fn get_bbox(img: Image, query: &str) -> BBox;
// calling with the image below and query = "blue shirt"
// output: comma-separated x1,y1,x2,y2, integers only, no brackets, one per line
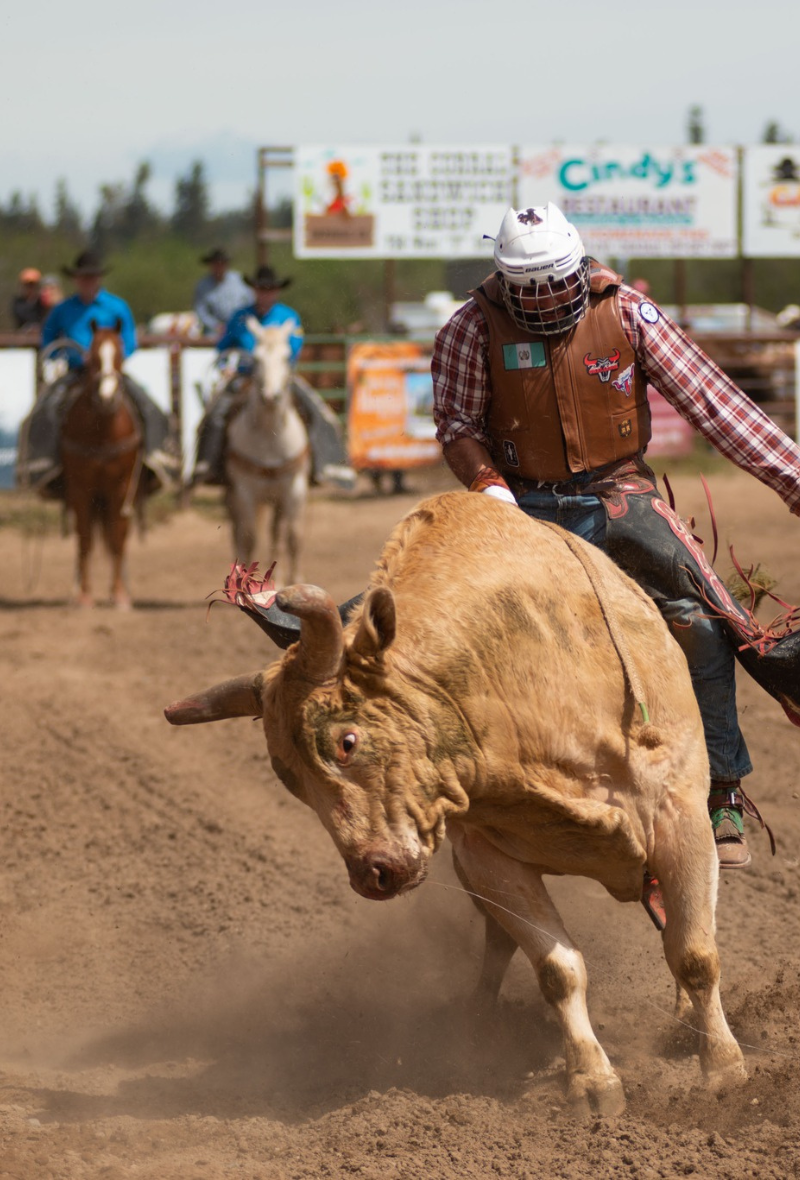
217,302,304,364
41,290,138,359
194,270,253,335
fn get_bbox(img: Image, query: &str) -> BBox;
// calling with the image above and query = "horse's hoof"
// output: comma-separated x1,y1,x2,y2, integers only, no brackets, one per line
113,596,133,611
73,595,94,609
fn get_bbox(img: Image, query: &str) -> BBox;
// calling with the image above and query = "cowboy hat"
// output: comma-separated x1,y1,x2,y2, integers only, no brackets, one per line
200,247,232,265
244,265,292,290
62,249,108,278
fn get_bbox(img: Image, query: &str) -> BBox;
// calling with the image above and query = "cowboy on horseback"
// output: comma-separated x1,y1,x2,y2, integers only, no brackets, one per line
191,264,351,489
16,249,177,497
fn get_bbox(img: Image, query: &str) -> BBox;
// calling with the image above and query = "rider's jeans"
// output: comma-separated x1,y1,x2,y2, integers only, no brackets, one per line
516,480,752,785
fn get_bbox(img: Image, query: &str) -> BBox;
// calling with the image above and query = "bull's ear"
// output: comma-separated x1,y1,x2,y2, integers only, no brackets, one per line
351,586,396,660
164,671,264,725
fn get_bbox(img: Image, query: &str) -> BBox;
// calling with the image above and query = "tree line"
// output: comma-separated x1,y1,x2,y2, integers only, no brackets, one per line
2,107,798,333
0,158,443,333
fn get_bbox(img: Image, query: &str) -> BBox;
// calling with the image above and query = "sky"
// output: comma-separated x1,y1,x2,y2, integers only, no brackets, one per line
1,0,797,221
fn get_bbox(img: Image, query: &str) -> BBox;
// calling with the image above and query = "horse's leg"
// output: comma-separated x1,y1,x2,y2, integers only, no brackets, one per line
284,472,308,585
270,492,282,569
449,824,626,1117
67,479,96,609
227,477,258,565
102,467,134,610
651,789,746,1088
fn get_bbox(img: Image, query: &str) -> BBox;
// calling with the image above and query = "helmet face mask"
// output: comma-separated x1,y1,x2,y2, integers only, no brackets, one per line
493,204,590,336
500,261,590,336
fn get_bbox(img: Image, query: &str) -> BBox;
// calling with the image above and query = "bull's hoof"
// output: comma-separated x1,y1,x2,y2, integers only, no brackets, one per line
705,1056,748,1093
567,1073,626,1118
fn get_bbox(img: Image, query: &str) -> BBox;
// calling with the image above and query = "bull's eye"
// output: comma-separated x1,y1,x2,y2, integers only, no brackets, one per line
336,731,359,764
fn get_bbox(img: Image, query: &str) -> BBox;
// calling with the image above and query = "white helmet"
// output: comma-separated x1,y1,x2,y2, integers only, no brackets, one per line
493,203,589,335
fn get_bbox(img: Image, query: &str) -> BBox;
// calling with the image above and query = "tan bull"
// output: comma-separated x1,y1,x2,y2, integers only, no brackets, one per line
164,490,746,1115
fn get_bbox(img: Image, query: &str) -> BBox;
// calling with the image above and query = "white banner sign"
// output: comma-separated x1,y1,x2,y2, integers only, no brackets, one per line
294,144,513,259
742,146,800,257
517,145,738,259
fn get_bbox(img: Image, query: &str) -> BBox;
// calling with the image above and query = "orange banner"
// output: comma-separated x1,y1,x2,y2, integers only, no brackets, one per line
347,341,442,471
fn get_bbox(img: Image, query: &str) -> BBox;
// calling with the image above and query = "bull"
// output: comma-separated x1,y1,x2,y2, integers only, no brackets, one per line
164,490,746,1115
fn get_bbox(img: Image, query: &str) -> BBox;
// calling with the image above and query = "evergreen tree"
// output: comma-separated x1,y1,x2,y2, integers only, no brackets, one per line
687,105,705,145
53,178,83,238
172,160,209,241
90,182,126,253
121,161,160,240
762,120,793,144
0,191,43,232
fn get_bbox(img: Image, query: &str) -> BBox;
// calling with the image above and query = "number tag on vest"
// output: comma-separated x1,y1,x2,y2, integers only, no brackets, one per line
503,342,546,370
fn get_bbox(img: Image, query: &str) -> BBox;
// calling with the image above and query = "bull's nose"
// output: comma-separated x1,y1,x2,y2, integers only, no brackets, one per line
369,860,394,893
346,850,425,900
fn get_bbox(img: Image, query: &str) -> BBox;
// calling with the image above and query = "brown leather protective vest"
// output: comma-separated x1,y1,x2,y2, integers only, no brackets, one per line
471,266,651,482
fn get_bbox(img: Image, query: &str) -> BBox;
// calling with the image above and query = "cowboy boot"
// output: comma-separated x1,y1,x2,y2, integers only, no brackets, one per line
709,782,751,870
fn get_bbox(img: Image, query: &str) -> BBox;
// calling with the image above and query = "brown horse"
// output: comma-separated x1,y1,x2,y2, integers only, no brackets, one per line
60,321,143,609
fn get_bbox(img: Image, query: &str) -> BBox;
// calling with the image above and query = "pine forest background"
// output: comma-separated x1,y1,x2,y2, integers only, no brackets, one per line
2,111,799,334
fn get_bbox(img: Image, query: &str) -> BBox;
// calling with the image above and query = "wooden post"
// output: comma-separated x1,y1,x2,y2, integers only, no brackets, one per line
674,259,687,325
383,259,396,331
741,257,755,333
256,148,269,268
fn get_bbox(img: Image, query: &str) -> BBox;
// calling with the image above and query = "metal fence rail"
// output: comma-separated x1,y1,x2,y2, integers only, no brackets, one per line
2,330,799,486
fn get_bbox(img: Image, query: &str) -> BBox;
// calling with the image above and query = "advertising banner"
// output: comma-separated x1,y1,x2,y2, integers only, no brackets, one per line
0,348,37,488
294,145,513,259
517,145,738,259
347,342,441,470
742,145,800,257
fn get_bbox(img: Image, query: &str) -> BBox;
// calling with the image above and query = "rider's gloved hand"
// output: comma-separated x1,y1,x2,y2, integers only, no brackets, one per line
468,464,517,505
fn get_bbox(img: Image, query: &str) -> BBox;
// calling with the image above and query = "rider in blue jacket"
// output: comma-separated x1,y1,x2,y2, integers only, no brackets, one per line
18,250,175,495
41,253,137,361
217,266,304,361
193,265,304,485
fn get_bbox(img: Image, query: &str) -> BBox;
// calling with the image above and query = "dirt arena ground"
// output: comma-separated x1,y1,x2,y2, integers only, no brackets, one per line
1,459,799,1180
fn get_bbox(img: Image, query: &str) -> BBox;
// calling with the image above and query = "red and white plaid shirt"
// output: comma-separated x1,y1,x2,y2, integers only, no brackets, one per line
432,282,800,514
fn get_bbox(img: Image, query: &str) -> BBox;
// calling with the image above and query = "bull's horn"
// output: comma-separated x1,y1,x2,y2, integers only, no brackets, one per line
276,584,343,683
164,671,264,725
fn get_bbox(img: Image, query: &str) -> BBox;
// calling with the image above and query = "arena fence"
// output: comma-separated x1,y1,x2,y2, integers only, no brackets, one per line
1,330,799,491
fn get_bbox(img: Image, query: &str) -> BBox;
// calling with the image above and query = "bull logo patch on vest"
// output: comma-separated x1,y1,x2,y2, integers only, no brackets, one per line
502,440,520,467
503,342,546,370
583,349,621,383
618,419,632,438
611,363,634,397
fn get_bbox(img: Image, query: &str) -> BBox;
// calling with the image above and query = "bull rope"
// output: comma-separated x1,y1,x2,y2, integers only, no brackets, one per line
537,520,660,748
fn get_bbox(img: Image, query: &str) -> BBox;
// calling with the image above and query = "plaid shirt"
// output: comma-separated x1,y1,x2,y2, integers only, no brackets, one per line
432,283,800,514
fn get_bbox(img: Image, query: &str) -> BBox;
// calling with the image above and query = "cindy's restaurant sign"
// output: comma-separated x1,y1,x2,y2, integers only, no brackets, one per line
294,145,513,259
517,145,738,259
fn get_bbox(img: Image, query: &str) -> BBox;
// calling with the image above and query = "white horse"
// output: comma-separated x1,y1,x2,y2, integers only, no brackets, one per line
224,320,311,583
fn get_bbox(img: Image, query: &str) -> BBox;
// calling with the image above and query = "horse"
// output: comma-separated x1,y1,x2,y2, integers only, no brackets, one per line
224,319,311,584
60,320,144,609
